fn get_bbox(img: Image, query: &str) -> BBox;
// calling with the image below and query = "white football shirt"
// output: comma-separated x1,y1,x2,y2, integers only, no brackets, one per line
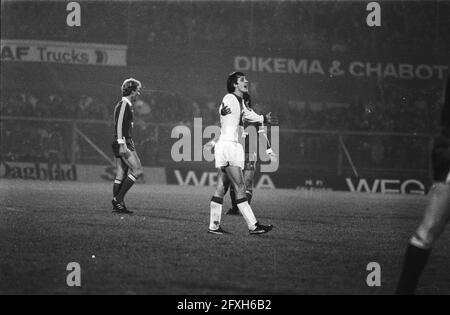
218,93,264,142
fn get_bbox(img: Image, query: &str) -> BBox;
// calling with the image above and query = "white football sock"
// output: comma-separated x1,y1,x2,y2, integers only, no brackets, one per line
209,201,222,230
237,201,257,230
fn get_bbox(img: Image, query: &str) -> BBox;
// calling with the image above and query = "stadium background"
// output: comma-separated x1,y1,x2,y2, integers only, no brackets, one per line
2,0,450,296
1,0,450,191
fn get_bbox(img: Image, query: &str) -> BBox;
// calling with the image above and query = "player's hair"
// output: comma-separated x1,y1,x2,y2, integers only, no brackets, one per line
121,78,142,96
227,71,245,93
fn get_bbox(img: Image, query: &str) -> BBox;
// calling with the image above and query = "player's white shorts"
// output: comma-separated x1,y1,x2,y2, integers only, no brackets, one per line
215,140,245,169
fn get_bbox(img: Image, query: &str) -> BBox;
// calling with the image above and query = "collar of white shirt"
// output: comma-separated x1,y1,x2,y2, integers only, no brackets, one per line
122,96,132,106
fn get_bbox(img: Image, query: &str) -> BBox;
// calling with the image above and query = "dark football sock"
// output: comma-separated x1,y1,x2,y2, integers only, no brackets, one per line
113,179,122,197
115,174,137,203
230,185,239,211
395,244,431,295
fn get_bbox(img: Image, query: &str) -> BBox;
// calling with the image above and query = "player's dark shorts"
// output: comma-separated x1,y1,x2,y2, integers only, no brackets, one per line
432,135,450,182
112,138,135,158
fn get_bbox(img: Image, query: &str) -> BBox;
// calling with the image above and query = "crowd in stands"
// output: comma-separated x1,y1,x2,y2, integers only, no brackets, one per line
1,91,109,120
281,94,441,134
1,85,443,134
2,1,127,44
1,120,69,164
2,0,447,170
1,85,442,170
0,90,207,124
2,1,449,55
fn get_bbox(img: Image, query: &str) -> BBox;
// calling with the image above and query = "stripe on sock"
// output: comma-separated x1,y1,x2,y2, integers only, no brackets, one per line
236,197,248,204
128,174,137,182
114,179,122,184
410,233,430,250
211,196,223,204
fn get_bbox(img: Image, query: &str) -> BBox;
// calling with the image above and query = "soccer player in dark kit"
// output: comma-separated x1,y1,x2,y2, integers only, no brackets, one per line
396,75,450,294
111,78,144,214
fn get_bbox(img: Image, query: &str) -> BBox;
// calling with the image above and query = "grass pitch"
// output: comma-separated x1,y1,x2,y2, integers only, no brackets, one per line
0,179,448,294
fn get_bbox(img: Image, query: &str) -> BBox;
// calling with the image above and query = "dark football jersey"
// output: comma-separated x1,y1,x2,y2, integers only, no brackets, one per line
243,120,262,156
113,98,134,140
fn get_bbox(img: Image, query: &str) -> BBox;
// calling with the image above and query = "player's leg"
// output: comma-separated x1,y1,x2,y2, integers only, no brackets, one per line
396,135,450,294
243,160,256,204
209,140,232,233
227,155,255,215
396,181,450,294
227,182,241,215
208,168,231,234
227,183,240,214
224,165,272,234
115,150,143,204
113,157,128,198
111,140,132,212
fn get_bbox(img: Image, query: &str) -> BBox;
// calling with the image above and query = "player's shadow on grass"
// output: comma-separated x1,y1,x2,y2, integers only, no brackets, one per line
124,209,205,224
259,216,334,225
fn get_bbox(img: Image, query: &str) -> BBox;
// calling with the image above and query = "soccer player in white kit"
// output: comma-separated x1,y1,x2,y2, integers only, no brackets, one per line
208,72,275,235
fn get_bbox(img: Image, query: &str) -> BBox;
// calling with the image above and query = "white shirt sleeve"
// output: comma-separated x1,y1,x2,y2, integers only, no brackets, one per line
242,106,264,123
222,94,237,113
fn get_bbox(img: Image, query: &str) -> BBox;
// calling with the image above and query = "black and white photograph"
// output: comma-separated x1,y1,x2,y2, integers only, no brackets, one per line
0,0,449,299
